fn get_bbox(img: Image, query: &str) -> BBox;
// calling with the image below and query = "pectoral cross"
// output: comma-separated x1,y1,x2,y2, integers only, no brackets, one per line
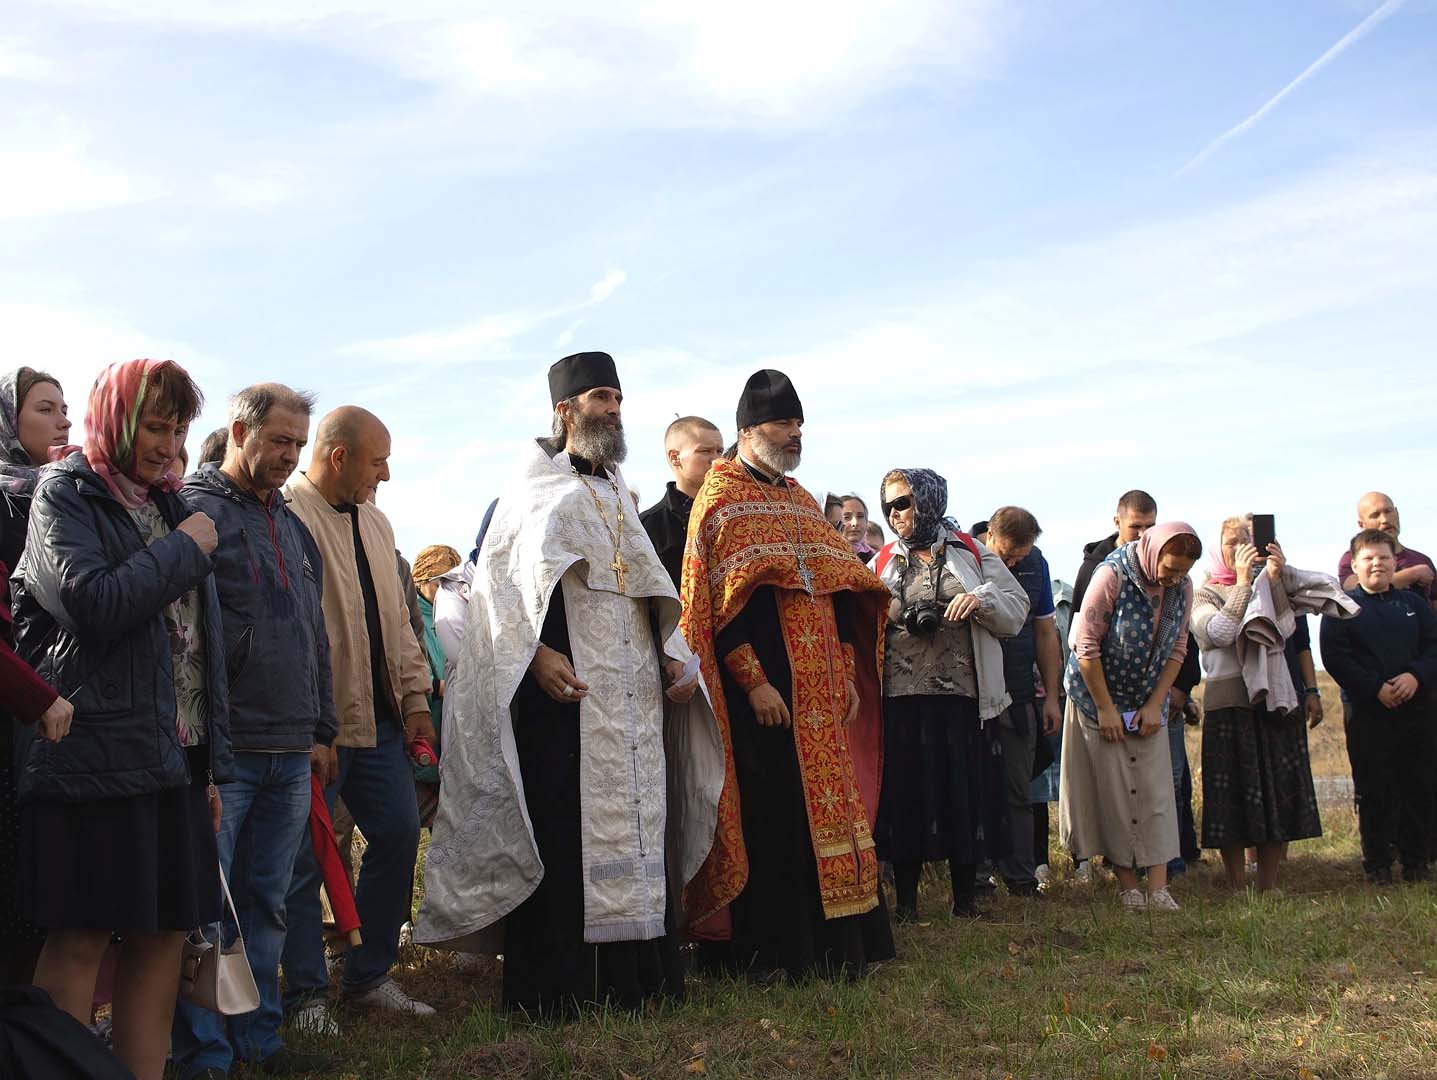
611,551,628,594
797,555,815,597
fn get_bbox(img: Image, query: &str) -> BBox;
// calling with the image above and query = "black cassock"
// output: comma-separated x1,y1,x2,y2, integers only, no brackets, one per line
711,585,895,980
502,464,684,1017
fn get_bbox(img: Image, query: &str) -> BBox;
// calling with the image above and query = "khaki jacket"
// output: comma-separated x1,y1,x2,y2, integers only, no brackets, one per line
284,472,431,748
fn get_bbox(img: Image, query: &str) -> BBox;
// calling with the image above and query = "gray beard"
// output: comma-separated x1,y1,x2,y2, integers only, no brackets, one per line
567,413,628,467
747,438,800,477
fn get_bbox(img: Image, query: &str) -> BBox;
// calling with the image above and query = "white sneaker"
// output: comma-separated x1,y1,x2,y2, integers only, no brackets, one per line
1075,860,1093,884
1119,888,1147,912
1147,887,1181,912
290,1000,341,1037
345,978,436,1016
1034,863,1051,886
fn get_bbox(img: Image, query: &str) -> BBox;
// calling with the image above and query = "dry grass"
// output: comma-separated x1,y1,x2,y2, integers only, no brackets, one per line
286,798,1437,1080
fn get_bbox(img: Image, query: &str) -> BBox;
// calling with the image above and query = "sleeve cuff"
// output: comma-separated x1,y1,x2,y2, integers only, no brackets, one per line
842,643,857,682
724,644,768,692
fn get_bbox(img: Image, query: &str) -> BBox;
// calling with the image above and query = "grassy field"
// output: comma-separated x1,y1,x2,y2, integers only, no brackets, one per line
281,677,1437,1079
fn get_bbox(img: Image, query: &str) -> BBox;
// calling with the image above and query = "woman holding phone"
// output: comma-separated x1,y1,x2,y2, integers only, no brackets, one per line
1058,523,1202,912
1191,515,1328,893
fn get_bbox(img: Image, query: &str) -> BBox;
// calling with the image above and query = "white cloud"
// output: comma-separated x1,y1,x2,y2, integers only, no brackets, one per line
0,109,169,220
337,266,628,365
29,0,1006,125
0,36,61,81
208,163,306,210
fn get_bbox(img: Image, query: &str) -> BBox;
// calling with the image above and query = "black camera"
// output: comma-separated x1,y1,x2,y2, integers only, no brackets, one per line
901,601,943,636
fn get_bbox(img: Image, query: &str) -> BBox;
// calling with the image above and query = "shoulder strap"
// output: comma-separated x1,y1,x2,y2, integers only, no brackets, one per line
947,527,982,566
873,541,899,579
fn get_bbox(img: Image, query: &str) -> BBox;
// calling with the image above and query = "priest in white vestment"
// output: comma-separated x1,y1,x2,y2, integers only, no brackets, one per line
415,352,723,1016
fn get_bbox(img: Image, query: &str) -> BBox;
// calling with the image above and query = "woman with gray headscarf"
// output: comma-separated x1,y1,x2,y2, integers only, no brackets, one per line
871,468,1029,920
0,367,72,983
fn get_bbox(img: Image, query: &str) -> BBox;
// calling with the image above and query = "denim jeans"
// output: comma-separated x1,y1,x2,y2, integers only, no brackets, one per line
282,718,419,1010
171,751,311,1078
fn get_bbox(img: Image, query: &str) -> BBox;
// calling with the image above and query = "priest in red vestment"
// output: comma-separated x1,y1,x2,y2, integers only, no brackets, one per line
681,369,894,979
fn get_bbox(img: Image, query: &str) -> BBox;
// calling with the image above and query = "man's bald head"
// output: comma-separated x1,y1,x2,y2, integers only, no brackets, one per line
309,406,392,506
1356,490,1402,547
315,406,388,457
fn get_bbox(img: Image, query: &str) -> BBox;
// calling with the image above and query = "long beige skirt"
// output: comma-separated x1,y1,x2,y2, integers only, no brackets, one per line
1058,698,1178,870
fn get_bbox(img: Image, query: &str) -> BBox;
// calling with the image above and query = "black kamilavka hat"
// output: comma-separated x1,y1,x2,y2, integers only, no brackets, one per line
549,352,620,406
735,369,803,429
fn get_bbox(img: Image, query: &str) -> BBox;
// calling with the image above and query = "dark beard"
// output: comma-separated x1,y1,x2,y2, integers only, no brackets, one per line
748,436,800,477
568,412,627,466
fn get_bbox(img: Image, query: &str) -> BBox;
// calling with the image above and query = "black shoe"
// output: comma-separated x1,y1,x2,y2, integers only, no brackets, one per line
1403,863,1431,884
1366,866,1395,886
1006,882,1040,898
894,903,919,925
256,1046,338,1075
951,898,984,919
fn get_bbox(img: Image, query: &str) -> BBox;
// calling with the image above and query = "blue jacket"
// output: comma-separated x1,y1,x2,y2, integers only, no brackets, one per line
11,453,233,803
181,465,337,752
1321,585,1437,709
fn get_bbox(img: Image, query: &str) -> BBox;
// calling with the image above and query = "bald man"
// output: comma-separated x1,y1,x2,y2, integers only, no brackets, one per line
1337,492,1435,605
640,415,725,588
280,407,438,1028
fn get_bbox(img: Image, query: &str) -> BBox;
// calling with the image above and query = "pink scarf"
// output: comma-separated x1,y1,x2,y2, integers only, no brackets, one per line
52,359,186,510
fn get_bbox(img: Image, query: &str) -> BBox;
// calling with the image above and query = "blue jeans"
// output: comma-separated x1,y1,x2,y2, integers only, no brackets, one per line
171,752,311,1078
282,719,419,1009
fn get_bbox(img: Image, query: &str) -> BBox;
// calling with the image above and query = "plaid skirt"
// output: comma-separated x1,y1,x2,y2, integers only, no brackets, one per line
1200,705,1322,848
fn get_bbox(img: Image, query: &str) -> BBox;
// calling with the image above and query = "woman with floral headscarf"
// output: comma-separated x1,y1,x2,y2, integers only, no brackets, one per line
871,468,1030,920
1058,522,1202,913
12,359,231,1080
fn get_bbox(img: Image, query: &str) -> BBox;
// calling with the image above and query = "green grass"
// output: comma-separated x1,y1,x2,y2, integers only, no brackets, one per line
293,804,1437,1079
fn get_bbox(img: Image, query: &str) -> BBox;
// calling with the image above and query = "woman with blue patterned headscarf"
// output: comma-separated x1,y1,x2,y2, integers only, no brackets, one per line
1058,521,1202,914
870,468,1030,921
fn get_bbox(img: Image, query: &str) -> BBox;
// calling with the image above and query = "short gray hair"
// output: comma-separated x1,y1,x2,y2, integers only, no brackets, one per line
229,383,317,433
551,395,578,441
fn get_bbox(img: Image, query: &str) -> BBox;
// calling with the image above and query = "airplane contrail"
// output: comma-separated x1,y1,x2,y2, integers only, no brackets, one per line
1177,0,1407,176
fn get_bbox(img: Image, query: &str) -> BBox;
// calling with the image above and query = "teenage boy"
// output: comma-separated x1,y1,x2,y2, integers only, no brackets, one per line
1321,529,1437,884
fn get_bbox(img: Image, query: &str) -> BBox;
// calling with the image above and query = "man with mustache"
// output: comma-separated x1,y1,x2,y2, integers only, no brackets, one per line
681,369,894,980
416,352,722,1017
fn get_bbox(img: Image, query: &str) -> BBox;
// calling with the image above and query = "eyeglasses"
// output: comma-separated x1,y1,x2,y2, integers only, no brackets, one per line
881,495,913,517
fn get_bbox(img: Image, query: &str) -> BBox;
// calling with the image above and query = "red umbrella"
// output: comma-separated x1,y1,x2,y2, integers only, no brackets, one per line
309,774,362,948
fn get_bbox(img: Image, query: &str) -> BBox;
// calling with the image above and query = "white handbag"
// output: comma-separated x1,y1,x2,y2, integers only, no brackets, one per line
179,864,261,1015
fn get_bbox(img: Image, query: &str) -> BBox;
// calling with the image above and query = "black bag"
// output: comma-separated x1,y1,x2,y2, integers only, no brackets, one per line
0,985,136,1079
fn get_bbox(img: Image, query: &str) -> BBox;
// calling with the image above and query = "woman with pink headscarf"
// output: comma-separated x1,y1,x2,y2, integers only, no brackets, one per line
1058,522,1202,913
11,359,231,1080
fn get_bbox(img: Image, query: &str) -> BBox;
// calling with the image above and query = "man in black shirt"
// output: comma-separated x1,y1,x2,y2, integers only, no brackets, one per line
640,416,724,589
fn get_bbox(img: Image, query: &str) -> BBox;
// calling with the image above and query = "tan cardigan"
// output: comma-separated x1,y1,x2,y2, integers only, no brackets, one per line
284,472,431,748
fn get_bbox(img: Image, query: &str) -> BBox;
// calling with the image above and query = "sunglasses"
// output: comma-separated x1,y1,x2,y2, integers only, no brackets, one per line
882,495,913,517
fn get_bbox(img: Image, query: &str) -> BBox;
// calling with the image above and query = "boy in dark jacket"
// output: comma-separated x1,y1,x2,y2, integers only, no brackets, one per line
1321,528,1437,884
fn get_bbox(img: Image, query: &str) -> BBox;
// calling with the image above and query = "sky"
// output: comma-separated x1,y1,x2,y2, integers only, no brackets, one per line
4,1,1436,664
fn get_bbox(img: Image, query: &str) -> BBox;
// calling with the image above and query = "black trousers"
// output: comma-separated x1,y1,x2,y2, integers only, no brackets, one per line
1346,701,1436,876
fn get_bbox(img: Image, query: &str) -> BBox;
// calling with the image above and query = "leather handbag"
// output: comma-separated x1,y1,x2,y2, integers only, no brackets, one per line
179,864,261,1015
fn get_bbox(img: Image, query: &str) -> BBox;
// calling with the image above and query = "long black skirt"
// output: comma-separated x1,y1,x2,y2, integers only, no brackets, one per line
502,656,683,1018
1201,705,1322,848
876,694,1010,866
20,748,220,933
1,715,44,950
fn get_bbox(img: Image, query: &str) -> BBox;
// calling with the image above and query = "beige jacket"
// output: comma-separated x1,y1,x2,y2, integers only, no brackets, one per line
284,472,431,748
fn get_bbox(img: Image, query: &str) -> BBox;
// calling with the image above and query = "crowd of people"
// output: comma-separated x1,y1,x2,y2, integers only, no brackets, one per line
0,354,1433,1079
